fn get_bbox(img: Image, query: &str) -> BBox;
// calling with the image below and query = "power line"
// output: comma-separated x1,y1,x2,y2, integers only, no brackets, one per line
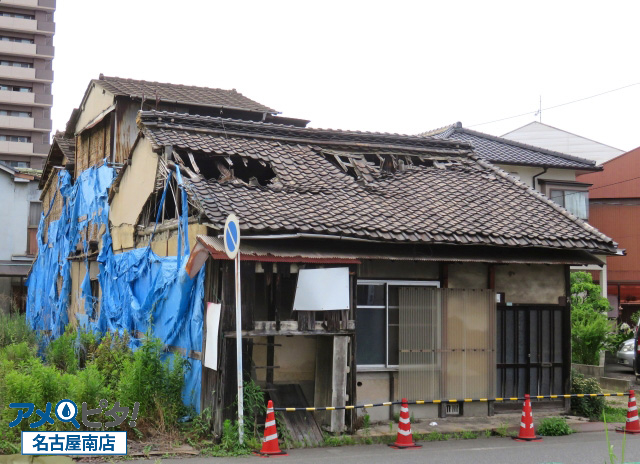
469,82,640,128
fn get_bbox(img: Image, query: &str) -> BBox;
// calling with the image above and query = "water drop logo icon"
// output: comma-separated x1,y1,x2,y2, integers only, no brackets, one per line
55,399,80,429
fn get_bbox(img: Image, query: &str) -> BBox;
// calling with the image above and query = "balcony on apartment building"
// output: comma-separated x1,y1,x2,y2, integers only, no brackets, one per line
0,89,51,106
0,15,54,35
0,0,55,10
0,139,32,154
0,64,52,82
0,40,54,58
0,114,50,131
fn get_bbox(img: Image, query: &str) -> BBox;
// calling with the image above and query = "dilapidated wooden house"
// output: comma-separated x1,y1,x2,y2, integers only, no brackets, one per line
109,110,617,434
34,76,619,439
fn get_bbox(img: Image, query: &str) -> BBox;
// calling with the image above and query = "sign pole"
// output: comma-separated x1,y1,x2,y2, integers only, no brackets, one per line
224,213,243,445
235,252,244,444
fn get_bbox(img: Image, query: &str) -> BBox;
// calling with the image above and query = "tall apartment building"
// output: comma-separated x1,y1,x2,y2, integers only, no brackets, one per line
0,0,54,313
0,0,54,169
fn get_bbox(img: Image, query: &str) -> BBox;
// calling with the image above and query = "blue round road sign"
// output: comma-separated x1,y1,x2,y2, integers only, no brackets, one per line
224,214,240,259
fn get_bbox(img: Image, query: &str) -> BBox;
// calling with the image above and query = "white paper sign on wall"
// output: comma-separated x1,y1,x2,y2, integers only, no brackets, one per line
204,302,222,370
292,267,350,311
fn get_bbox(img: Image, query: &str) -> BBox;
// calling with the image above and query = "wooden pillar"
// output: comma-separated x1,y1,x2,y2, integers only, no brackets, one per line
265,263,275,385
440,263,448,289
348,264,358,430
563,265,572,412
331,336,349,433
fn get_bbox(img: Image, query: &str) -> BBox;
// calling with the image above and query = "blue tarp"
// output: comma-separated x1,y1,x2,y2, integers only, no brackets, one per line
26,163,205,411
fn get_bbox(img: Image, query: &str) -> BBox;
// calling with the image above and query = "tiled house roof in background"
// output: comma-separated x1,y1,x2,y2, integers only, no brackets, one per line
96,75,277,113
137,111,617,254
53,133,75,163
39,132,75,189
423,122,600,170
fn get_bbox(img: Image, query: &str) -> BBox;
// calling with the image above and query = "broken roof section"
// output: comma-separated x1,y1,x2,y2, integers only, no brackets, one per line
94,74,277,114
136,111,617,254
423,122,600,171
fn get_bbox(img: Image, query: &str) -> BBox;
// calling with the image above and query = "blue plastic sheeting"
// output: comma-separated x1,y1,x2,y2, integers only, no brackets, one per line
27,163,205,412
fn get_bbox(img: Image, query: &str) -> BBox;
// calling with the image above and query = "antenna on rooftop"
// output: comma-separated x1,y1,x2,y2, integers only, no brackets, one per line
534,95,542,122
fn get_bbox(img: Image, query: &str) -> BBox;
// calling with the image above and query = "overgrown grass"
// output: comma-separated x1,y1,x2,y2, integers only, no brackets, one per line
0,310,39,348
0,317,189,454
537,417,573,436
600,405,628,423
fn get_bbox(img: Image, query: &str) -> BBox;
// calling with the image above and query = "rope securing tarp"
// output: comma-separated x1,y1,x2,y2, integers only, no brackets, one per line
273,392,630,411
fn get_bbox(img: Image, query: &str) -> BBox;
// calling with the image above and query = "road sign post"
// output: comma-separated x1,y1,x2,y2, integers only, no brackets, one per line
224,214,243,444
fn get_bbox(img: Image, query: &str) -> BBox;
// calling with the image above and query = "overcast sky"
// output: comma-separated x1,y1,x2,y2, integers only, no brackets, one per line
52,1,640,152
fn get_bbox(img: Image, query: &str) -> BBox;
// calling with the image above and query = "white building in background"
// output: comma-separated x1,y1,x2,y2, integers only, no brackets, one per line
0,162,40,312
502,121,624,165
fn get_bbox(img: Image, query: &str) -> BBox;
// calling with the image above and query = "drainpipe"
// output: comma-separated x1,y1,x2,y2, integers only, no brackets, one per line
532,167,548,191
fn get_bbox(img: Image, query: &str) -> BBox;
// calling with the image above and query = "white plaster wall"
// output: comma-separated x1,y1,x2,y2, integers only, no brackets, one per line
448,263,488,289
110,138,158,227
75,84,115,133
495,165,576,192
495,264,565,305
0,172,40,260
502,122,623,165
253,335,317,383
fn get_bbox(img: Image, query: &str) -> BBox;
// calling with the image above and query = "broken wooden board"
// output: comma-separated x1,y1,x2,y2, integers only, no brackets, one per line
268,383,324,447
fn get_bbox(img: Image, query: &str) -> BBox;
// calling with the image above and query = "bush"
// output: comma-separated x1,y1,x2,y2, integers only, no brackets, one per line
0,326,191,453
571,272,612,365
117,334,187,429
538,417,573,436
94,331,132,389
571,370,604,419
46,329,78,374
0,311,38,349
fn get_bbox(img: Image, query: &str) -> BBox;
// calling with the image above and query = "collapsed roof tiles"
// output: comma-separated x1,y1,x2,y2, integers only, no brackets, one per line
135,111,617,254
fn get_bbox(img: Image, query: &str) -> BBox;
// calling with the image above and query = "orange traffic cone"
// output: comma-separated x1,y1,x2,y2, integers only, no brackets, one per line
388,398,422,449
513,394,542,442
616,390,640,434
256,400,288,456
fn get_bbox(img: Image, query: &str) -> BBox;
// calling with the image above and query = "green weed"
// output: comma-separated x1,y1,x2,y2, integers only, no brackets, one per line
571,370,605,419
600,405,628,423
494,423,509,437
537,417,573,436
425,431,448,441
0,310,38,348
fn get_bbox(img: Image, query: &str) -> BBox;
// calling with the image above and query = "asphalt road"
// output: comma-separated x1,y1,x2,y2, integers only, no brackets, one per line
139,432,640,464
605,361,640,389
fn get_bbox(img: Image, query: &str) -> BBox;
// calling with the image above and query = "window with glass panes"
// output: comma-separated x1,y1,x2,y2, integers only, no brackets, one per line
356,280,439,368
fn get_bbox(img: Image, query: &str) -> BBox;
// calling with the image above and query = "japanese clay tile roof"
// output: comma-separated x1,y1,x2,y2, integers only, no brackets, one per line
39,132,75,189
422,122,600,170
53,133,75,163
96,75,277,114
138,111,618,254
